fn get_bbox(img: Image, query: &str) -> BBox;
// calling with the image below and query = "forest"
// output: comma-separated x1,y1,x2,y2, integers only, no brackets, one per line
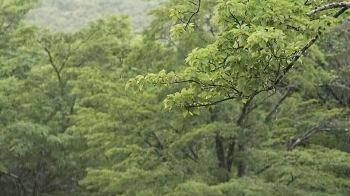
0,0,349,196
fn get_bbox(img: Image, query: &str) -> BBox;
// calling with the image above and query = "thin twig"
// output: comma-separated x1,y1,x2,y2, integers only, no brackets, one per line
254,161,277,175
264,85,295,123
185,0,201,30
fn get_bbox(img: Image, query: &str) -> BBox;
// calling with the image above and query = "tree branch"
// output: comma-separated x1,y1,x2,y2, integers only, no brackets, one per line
215,133,226,168
287,124,322,151
306,2,350,16
225,137,236,172
318,83,350,90
37,40,63,84
189,146,199,160
184,0,201,30
272,35,318,87
334,7,349,18
264,85,295,123
286,172,298,186
271,3,347,90
58,44,72,73
237,97,253,126
286,113,343,151
254,161,277,175
0,170,27,196
182,96,236,109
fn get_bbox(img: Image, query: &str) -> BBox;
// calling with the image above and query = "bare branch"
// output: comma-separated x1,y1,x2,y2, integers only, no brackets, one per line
272,35,318,87
184,0,201,30
215,133,226,168
189,1,198,6
286,111,345,151
247,91,277,115
37,40,63,84
264,85,295,123
306,2,350,16
237,98,252,126
287,124,322,151
318,83,350,90
286,172,298,186
254,161,277,175
225,137,236,172
334,7,349,18
193,96,236,107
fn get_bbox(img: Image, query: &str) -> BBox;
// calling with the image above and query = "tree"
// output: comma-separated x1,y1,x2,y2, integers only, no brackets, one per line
128,0,348,109
1,0,350,195
126,0,350,195
70,18,213,195
0,5,132,196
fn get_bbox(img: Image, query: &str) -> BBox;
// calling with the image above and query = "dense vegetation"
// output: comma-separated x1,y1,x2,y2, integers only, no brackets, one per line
0,0,349,195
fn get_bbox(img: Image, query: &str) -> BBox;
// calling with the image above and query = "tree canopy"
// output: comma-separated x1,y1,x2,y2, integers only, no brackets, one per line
0,0,349,196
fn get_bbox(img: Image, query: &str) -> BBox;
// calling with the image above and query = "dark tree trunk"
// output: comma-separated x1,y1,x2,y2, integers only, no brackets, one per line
215,133,226,168
236,143,246,177
210,106,237,181
226,137,235,172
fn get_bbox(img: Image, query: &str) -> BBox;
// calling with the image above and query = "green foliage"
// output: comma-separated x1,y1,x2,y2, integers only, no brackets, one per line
128,0,342,111
124,0,350,195
0,0,349,196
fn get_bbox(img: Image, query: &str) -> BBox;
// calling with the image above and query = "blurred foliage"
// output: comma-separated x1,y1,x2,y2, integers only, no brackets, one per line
26,0,162,31
0,0,349,196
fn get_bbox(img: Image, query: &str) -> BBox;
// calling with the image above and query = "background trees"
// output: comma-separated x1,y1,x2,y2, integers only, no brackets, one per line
0,0,349,196
26,0,161,31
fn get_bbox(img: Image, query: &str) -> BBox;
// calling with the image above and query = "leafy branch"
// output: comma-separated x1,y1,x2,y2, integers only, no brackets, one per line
171,0,202,32
129,1,350,111
184,0,201,30
266,2,349,97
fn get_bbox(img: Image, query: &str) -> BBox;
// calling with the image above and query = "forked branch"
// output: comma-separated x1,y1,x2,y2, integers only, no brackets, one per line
184,0,201,30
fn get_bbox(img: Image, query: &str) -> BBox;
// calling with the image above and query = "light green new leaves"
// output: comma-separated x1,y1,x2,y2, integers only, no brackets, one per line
128,0,343,112
170,23,194,38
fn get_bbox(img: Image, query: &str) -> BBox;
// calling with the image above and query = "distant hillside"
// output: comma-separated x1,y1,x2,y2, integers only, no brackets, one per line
27,0,162,31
